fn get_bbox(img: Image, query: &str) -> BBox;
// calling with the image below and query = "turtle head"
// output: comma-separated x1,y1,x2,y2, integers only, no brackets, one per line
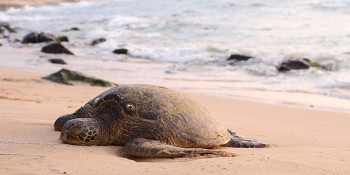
60,118,104,145
93,93,138,119
91,91,141,145
90,85,166,145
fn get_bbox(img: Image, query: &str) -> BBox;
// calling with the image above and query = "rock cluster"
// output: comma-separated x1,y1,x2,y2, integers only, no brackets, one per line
226,53,326,72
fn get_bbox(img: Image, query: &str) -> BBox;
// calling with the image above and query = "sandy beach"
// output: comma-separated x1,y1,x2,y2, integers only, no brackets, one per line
0,68,349,174
1,0,350,174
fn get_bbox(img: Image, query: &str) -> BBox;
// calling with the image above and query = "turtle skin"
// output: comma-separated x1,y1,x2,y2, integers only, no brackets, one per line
55,84,268,158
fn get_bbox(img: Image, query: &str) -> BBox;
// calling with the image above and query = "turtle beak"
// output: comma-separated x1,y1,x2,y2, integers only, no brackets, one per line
60,132,82,145
60,118,101,146
60,120,86,145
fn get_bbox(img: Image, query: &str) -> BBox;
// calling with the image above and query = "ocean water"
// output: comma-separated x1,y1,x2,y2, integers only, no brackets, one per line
1,0,350,104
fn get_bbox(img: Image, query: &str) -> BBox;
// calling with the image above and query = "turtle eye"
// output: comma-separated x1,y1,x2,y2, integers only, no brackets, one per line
126,104,134,111
123,102,136,116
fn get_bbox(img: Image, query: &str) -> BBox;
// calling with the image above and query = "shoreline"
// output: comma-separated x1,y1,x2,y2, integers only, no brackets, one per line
0,45,350,113
1,0,349,113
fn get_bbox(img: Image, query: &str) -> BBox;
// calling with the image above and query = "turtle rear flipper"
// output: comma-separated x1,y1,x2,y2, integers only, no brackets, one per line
125,138,235,158
223,129,268,148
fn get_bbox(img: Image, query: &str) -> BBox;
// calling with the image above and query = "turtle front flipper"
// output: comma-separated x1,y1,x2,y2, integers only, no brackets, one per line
60,118,105,146
54,103,94,131
223,129,268,148
125,138,235,158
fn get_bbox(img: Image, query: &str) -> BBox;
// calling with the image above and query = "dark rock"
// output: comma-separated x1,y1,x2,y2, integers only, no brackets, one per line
41,42,74,55
21,32,56,44
70,27,80,31
113,48,128,55
42,68,115,87
90,38,106,46
277,58,328,72
277,59,310,72
226,54,253,61
56,36,69,43
63,27,80,32
0,43,2,46
48,58,67,64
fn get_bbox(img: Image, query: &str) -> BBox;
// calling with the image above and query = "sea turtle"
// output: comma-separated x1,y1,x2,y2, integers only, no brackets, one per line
54,84,268,158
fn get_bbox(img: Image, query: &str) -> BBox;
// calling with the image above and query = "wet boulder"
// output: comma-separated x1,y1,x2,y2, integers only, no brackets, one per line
56,36,69,43
21,32,56,44
42,68,116,87
48,58,67,64
90,38,106,46
113,48,128,55
63,27,80,32
277,59,311,72
226,54,253,61
41,42,74,55
70,27,80,31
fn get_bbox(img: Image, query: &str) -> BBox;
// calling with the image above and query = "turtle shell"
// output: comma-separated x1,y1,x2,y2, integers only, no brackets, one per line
93,84,230,148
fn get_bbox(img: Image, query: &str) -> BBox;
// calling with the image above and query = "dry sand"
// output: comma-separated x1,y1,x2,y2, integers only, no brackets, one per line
0,0,105,10
0,0,101,5
0,68,349,174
